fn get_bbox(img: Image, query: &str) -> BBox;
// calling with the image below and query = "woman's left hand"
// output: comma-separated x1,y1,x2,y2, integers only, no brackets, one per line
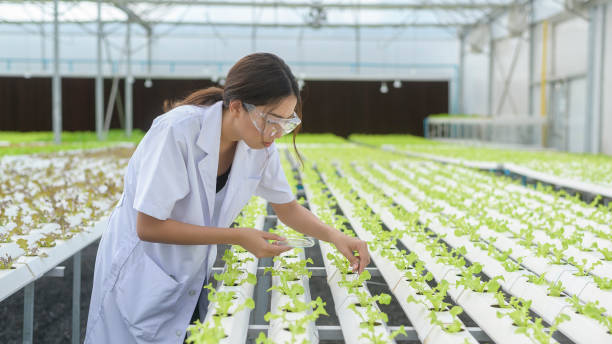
331,232,370,274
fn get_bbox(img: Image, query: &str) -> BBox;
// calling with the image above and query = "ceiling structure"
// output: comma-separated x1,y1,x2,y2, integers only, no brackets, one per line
0,0,522,34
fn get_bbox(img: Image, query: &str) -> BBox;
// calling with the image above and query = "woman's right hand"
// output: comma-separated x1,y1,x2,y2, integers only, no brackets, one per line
233,228,292,258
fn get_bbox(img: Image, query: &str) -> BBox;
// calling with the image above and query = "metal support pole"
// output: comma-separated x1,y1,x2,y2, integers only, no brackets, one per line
528,1,536,145
528,0,535,116
52,0,61,144
355,25,360,74
458,32,465,114
540,20,549,147
487,23,494,116
96,0,104,140
586,4,605,154
125,21,133,138
23,282,34,344
72,252,82,344
147,31,152,79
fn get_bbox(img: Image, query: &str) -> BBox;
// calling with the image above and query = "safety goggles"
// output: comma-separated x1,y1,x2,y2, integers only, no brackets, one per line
243,102,301,137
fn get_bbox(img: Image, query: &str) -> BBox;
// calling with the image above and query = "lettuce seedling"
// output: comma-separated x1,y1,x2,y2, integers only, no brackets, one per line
496,297,532,330
592,275,612,290
0,232,11,243
0,253,14,269
255,332,275,344
596,247,612,261
501,256,524,272
547,281,565,297
338,269,371,292
204,283,254,318
529,313,570,344
213,268,256,287
267,278,304,298
567,256,602,276
494,291,511,309
524,272,547,285
185,318,227,344
36,232,60,248
429,306,463,333
265,297,328,343
16,238,47,257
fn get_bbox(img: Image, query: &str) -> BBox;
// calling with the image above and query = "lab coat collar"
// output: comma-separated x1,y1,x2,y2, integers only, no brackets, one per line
195,100,223,155
195,100,257,224
196,101,223,221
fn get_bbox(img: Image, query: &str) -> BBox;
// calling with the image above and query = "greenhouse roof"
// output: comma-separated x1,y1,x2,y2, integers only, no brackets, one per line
0,0,521,31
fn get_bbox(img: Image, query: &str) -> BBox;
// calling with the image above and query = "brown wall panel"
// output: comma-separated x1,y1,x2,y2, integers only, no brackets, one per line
0,77,447,136
300,80,448,137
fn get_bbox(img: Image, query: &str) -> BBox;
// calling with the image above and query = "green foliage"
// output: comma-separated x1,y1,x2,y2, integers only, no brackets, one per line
525,273,547,285
184,318,227,344
547,281,565,297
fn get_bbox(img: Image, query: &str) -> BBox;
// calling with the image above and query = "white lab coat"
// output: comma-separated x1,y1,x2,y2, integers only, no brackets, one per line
84,100,295,344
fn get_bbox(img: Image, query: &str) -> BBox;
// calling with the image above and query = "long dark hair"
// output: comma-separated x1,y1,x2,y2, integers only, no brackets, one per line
164,53,303,167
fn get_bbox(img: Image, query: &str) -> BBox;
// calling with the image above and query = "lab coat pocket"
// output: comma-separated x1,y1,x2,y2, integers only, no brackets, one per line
114,250,181,340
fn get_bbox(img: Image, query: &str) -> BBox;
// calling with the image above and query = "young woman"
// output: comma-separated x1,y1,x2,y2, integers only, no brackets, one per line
84,53,370,343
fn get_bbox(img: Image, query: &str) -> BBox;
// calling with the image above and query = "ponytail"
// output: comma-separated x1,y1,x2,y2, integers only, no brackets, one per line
163,87,224,112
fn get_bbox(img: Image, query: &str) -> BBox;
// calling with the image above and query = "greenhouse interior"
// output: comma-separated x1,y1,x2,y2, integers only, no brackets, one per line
1,0,612,343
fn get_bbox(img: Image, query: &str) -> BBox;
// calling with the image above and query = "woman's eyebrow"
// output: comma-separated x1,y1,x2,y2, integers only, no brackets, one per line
269,112,290,119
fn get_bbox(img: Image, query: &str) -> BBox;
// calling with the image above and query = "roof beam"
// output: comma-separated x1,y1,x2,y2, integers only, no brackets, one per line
107,0,151,33
0,19,468,28
0,0,514,11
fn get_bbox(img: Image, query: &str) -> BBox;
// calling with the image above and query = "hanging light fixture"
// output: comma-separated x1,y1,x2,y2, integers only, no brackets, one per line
144,78,153,88
380,82,388,94
306,2,327,29
393,80,402,88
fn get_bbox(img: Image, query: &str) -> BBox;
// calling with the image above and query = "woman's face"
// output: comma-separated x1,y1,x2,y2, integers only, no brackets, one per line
237,95,298,149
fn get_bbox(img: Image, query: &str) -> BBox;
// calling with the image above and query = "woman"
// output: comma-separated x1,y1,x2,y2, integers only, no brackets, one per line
84,53,370,344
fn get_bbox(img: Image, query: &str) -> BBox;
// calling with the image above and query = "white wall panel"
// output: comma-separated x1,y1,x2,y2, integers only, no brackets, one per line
553,18,588,78
462,51,488,115
568,78,587,153
491,36,529,116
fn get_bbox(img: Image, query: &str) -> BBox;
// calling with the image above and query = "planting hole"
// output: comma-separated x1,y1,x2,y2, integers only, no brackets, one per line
547,294,566,298
429,307,449,312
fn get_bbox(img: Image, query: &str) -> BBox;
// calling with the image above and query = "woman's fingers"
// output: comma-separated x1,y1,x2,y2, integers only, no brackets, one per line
265,243,292,257
260,231,286,242
337,245,360,272
333,235,371,274
355,241,370,274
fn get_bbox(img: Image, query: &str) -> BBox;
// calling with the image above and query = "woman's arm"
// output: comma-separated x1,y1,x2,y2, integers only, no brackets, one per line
271,200,371,274
136,212,291,258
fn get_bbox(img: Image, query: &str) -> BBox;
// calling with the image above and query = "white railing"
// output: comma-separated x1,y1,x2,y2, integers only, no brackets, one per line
425,115,547,147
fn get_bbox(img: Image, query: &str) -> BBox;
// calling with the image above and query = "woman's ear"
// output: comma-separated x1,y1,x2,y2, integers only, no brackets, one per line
228,99,243,117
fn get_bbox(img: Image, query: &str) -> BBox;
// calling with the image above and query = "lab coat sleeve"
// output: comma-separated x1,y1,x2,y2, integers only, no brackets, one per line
133,123,190,220
254,148,295,204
